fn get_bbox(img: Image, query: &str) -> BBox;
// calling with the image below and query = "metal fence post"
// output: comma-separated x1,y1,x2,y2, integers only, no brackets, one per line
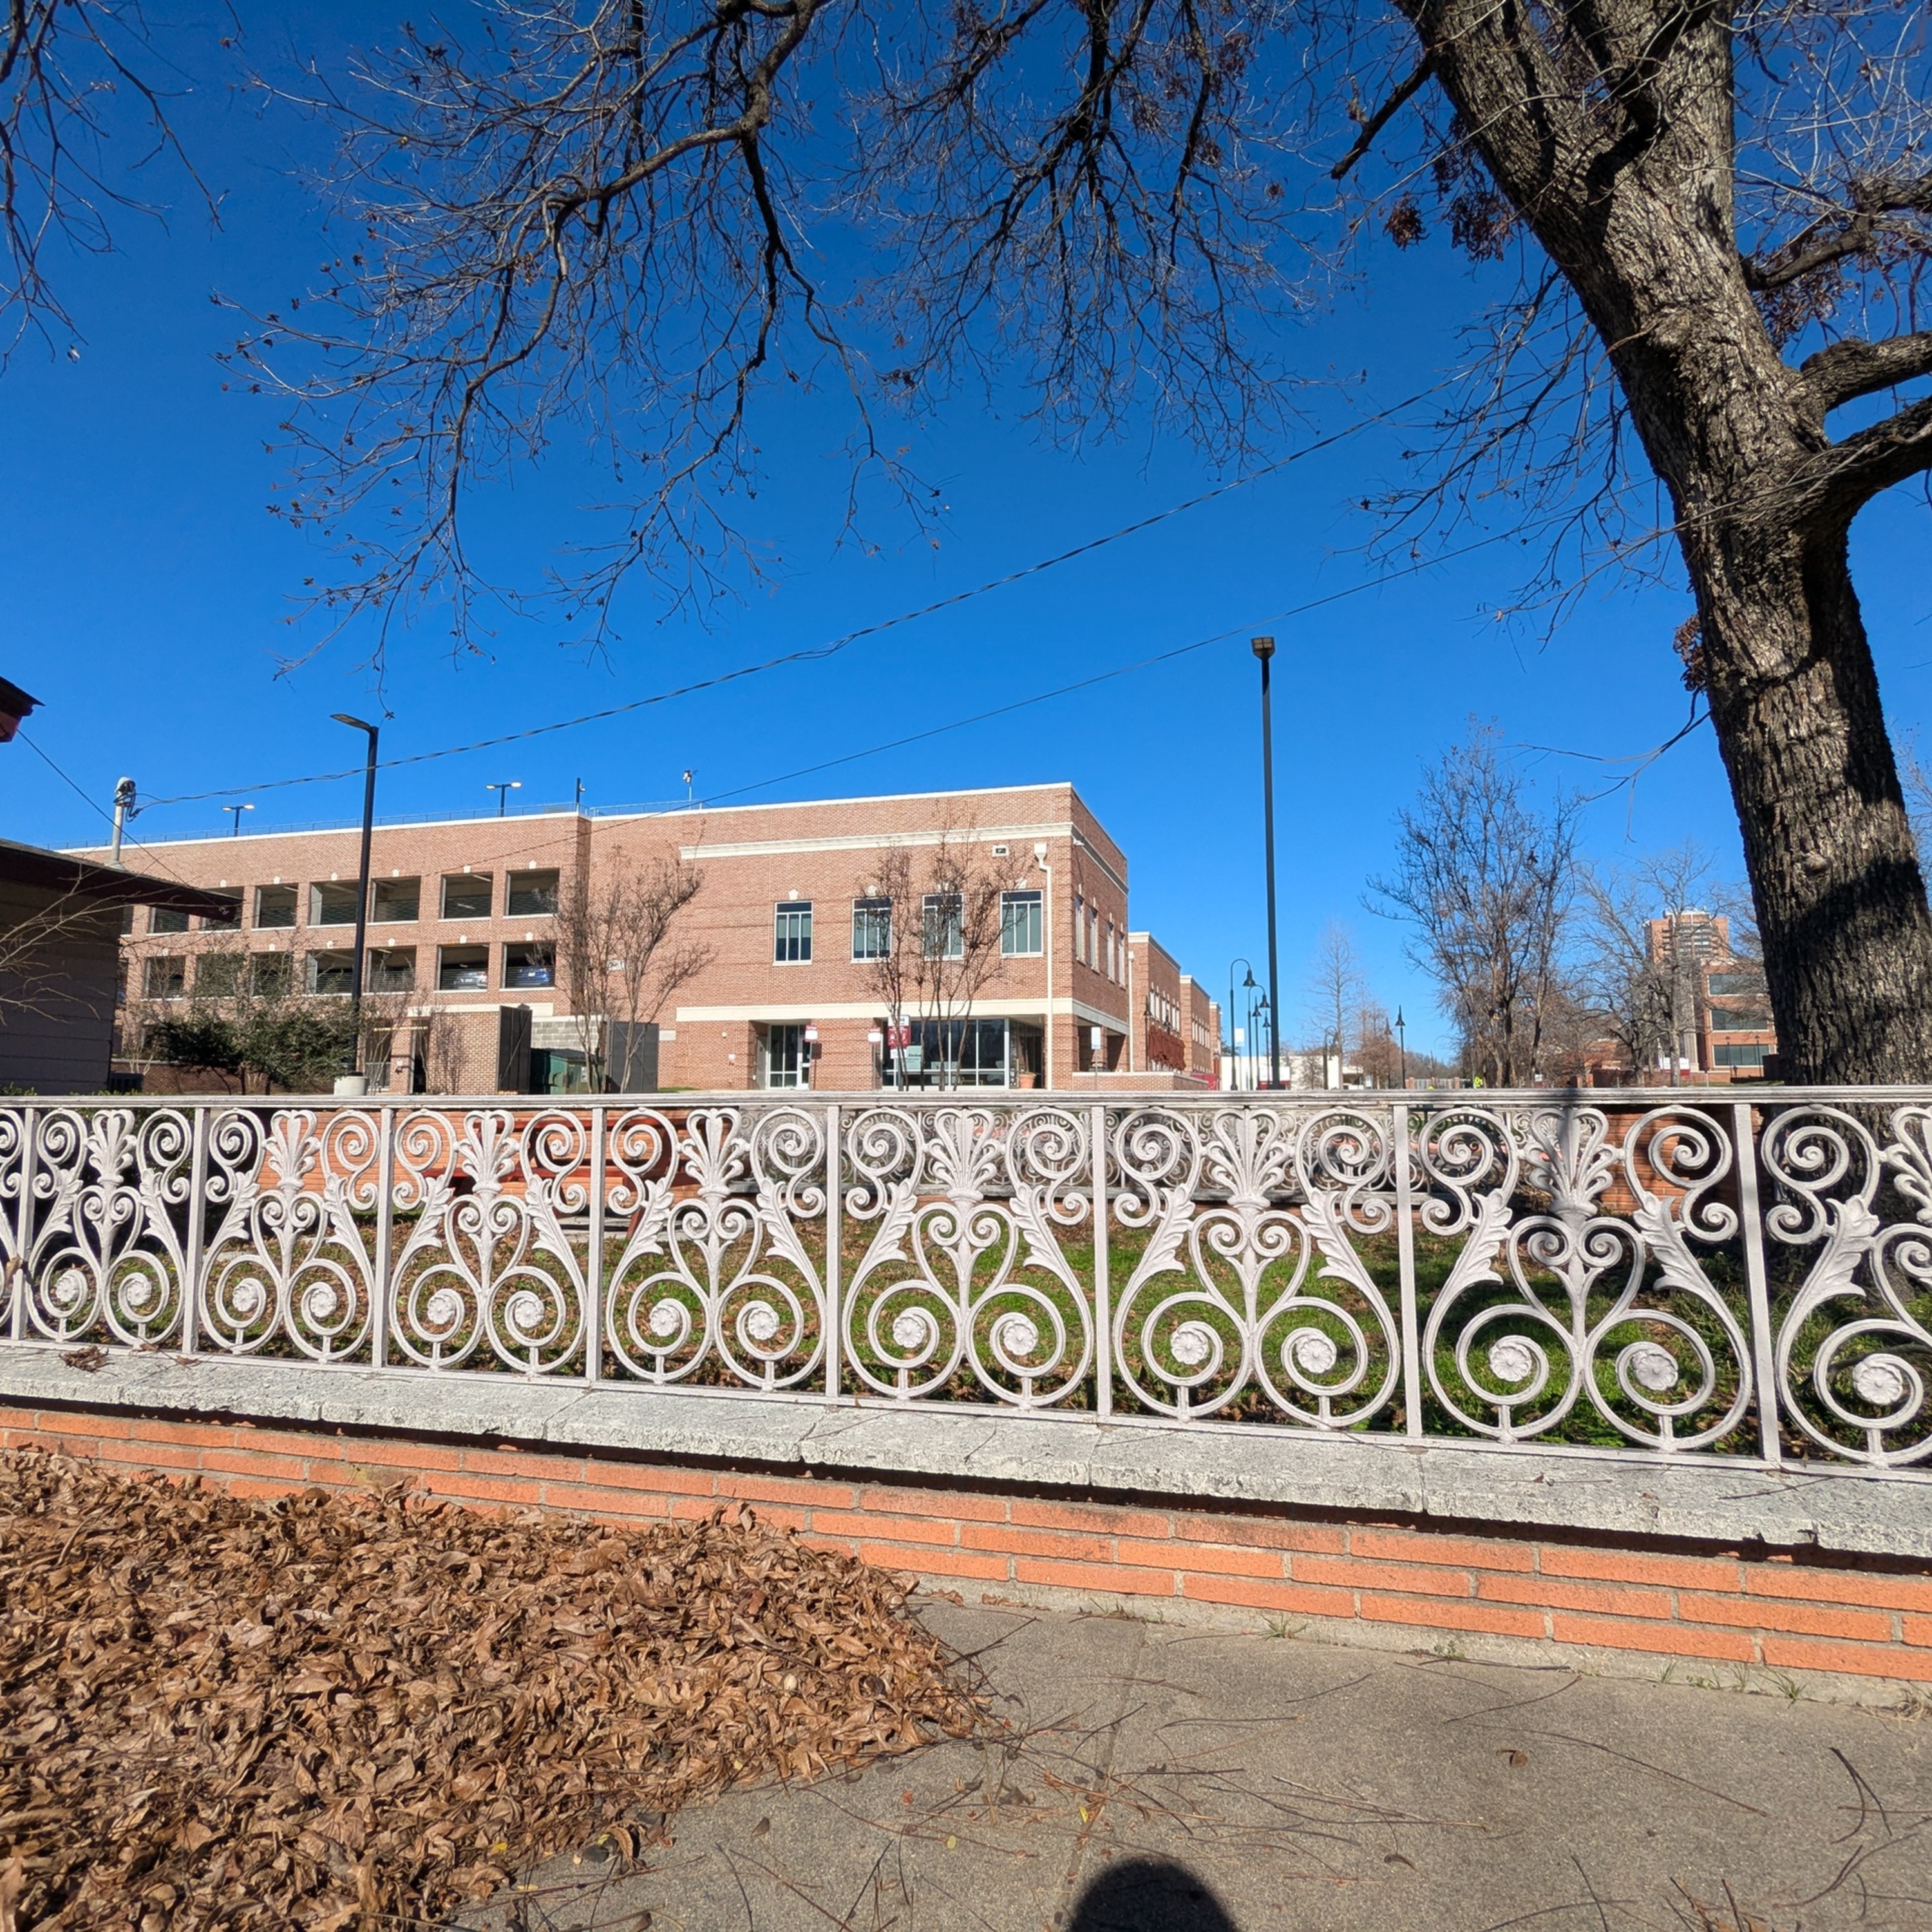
586,1103,606,1385
1732,1099,1783,1466
179,1104,209,1356
1092,1102,1112,1419
825,1101,842,1401
8,1106,34,1341
372,1103,394,1369
1394,1099,1423,1440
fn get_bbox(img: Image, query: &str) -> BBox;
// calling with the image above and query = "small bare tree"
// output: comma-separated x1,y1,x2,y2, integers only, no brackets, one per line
554,855,710,1090
1303,922,1364,1088
0,887,120,1023
1575,844,1718,1083
858,833,1007,1088
1372,724,1578,1088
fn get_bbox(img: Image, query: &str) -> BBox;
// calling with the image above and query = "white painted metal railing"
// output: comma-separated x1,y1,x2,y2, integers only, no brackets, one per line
3,1091,1929,1473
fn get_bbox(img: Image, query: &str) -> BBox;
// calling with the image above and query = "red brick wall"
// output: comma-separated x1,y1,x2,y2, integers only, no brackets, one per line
7,1399,1929,1685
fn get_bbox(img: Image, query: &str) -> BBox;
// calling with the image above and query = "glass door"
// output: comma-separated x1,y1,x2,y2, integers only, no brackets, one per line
764,1023,806,1088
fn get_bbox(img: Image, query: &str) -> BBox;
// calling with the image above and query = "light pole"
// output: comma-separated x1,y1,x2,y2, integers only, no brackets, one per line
1036,842,1054,1090
332,714,380,1092
1252,636,1282,1090
1227,960,1256,1091
224,803,254,837
1257,995,1273,1088
1395,1005,1408,1090
108,777,137,867
486,780,522,817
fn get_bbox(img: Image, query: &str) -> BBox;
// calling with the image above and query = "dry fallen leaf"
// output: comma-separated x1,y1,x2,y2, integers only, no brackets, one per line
0,1446,986,1930
1497,1747,1530,1767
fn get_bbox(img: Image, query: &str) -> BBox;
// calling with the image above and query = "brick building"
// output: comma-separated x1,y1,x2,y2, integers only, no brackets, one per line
86,781,1219,1094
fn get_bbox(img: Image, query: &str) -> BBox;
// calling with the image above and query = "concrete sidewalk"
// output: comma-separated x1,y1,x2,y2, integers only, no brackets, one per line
471,1600,1932,1932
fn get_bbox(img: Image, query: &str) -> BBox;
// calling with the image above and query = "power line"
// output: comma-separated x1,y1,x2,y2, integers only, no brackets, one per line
15,733,189,882
700,531,1517,808
137,386,1450,813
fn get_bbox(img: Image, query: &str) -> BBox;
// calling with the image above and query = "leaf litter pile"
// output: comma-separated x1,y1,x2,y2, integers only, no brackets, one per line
1,1448,986,1929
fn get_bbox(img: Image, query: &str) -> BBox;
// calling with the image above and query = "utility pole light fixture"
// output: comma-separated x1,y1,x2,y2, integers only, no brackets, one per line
486,781,522,817
1395,1006,1408,1091
108,777,137,868
331,714,381,1094
1251,636,1283,1090
224,803,254,836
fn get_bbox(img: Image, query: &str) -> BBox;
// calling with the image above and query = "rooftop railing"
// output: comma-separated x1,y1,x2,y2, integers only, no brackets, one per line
3,1090,1929,1475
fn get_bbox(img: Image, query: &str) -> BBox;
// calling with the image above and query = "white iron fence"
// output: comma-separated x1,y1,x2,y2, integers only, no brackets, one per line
3,1092,1929,1473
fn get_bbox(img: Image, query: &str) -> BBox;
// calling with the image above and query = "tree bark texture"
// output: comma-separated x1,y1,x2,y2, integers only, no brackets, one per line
1401,0,1932,1082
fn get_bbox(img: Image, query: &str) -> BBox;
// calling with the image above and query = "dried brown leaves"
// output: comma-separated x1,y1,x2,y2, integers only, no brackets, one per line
0,1449,985,1929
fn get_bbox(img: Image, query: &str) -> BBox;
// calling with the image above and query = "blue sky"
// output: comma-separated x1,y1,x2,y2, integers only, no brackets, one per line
3,10,1928,1059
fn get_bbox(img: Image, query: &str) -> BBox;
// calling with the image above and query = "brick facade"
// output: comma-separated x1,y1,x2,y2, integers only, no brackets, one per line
85,782,1219,1093
8,1399,1929,1686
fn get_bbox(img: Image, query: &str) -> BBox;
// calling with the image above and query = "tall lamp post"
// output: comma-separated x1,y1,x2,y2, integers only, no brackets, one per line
224,802,254,837
1227,959,1256,1092
1395,1005,1408,1091
331,714,380,1093
1252,637,1282,1090
486,780,522,817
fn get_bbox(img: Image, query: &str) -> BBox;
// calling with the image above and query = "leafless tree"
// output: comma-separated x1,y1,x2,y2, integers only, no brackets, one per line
1303,921,1364,1087
1371,723,1578,1087
554,855,710,1089
12,1,1932,1077
0,2,218,361
1575,844,1717,1081
857,833,1007,1088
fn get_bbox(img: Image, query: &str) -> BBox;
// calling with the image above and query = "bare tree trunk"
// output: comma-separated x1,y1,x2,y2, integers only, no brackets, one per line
1694,526,1932,1083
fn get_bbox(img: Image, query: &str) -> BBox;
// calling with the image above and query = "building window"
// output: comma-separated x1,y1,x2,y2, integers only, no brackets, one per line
775,902,813,964
504,942,554,988
144,955,187,999
1714,1041,1768,1068
251,954,292,998
1708,1007,1763,1032
254,884,297,929
1708,971,1763,997
371,876,421,923
150,907,189,935
507,867,560,916
307,950,355,996
922,893,964,960
200,899,241,932
1106,924,1117,981
1073,893,1084,961
310,881,359,926
852,896,892,961
1000,890,1043,956
368,947,416,992
438,945,489,991
194,952,245,997
441,873,492,920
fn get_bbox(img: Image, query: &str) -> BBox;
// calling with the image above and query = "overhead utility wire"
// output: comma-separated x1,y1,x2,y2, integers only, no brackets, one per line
699,531,1519,807
140,385,1451,812
16,732,190,882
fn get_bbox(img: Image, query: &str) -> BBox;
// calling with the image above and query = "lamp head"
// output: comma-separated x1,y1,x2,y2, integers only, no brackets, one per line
1242,969,1257,989
1250,635,1275,662
332,712,377,734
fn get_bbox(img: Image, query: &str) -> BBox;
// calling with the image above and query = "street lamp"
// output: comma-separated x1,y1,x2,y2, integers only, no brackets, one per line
486,780,522,817
224,803,254,837
1256,994,1273,1086
1395,1006,1408,1090
1227,959,1256,1092
331,714,380,1093
1252,636,1282,1090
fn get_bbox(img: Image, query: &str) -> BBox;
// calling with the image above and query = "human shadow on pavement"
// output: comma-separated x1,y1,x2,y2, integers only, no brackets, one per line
1065,1857,1240,1931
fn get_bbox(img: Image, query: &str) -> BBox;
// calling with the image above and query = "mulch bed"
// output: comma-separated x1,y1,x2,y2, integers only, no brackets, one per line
0,1448,985,1929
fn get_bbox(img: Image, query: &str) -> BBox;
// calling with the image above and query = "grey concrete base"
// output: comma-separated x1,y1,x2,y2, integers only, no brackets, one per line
465,1597,1932,1932
3,1343,1929,1560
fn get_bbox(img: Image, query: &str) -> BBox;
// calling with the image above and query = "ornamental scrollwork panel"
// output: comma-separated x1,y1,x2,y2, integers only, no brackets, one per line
1417,1104,1754,1453
1763,1104,1932,1466
843,1105,1091,1408
1110,1105,1401,1428
197,1109,381,1363
388,1108,589,1374
24,1108,194,1346
603,1106,829,1393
